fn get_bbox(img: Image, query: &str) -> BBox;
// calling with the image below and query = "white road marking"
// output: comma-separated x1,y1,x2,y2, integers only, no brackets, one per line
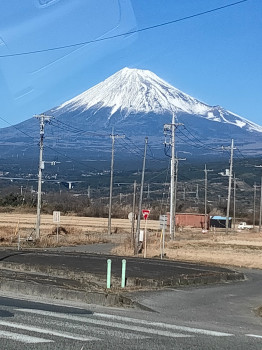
93,312,234,337
37,318,150,340
0,320,99,341
0,329,53,343
246,334,262,339
16,309,191,338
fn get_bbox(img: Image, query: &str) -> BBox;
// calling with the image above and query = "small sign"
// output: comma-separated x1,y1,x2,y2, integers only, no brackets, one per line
128,212,134,222
142,209,150,220
53,211,60,224
139,230,144,242
159,215,168,228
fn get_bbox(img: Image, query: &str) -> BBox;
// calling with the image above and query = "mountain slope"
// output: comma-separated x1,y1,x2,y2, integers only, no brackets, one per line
52,67,262,134
0,67,262,163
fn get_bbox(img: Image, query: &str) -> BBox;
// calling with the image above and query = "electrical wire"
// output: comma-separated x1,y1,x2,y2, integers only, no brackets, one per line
0,0,249,58
0,115,38,142
50,119,109,137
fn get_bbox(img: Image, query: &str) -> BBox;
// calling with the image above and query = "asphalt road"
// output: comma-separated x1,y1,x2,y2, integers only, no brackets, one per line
0,269,262,349
0,249,240,282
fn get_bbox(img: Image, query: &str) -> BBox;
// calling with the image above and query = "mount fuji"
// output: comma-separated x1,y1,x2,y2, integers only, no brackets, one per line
53,67,262,135
0,67,262,163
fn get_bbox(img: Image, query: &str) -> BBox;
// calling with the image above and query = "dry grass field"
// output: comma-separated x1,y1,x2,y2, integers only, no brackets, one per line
1,212,262,269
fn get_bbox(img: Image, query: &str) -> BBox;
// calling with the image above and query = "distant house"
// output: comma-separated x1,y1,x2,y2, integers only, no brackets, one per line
210,216,232,228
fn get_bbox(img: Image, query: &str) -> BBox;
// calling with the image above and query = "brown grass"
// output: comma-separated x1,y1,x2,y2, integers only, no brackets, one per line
112,228,262,270
0,213,115,248
1,213,262,269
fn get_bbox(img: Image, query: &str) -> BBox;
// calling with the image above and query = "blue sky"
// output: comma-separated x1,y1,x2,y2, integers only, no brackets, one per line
0,0,261,128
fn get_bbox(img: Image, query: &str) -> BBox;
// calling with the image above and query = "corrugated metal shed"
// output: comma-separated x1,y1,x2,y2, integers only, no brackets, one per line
175,213,209,229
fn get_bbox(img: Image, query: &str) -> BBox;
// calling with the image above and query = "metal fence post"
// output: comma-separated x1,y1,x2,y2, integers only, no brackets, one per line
121,259,126,288
107,259,111,289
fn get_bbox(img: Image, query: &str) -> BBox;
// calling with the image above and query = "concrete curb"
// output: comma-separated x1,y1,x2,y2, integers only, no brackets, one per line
0,264,245,308
0,272,133,308
0,251,246,308
128,270,245,288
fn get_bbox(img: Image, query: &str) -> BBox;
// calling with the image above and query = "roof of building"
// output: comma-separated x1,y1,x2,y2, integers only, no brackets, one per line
211,216,232,220
176,213,206,216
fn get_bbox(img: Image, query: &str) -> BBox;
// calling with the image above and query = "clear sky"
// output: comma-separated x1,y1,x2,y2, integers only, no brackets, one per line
0,0,261,128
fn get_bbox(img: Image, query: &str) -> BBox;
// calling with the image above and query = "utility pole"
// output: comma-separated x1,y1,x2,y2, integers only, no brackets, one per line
35,114,53,239
108,131,125,235
196,184,199,202
259,177,262,232
254,166,262,232
253,182,257,227
174,156,185,237
233,174,236,230
136,137,148,251
164,114,183,240
147,184,150,199
170,114,175,240
223,139,235,234
131,180,137,253
204,165,213,231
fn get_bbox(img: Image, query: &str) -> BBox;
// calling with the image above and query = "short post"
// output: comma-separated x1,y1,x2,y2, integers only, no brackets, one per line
107,259,112,289
121,259,126,288
56,223,59,243
161,227,166,259
162,222,166,258
53,211,60,244
160,229,163,259
18,234,20,251
144,218,148,258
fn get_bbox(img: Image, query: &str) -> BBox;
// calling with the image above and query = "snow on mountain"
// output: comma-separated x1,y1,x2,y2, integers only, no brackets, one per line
54,67,262,133
56,67,210,116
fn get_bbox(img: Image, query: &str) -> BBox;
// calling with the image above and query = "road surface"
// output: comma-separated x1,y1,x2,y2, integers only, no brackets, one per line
0,268,262,349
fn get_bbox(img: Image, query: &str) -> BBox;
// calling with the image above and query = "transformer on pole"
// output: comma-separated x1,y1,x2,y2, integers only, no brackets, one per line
35,114,53,239
164,114,183,240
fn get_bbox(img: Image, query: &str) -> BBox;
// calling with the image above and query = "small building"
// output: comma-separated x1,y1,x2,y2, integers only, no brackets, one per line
210,216,232,228
167,213,209,229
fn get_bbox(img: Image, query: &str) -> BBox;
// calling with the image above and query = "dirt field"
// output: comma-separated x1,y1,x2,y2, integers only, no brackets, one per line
1,212,262,269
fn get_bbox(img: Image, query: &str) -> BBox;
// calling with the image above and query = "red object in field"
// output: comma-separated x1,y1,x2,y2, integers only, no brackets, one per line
142,209,150,220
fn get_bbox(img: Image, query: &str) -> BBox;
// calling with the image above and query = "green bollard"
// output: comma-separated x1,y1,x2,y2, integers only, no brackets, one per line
107,259,111,289
121,259,126,288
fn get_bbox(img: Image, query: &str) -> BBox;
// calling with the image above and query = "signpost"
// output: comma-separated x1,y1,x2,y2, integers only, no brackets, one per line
142,209,150,258
53,211,60,243
142,209,150,220
159,215,167,259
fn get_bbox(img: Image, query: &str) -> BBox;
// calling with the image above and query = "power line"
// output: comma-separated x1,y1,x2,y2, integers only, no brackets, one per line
0,0,249,58
44,145,103,173
0,115,38,142
178,126,228,153
50,119,109,137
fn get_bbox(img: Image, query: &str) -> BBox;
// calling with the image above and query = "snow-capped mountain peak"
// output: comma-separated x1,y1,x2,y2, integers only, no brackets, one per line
55,67,262,133
56,67,210,116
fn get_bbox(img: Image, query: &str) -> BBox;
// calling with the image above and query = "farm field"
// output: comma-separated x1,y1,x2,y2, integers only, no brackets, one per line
0,212,262,269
